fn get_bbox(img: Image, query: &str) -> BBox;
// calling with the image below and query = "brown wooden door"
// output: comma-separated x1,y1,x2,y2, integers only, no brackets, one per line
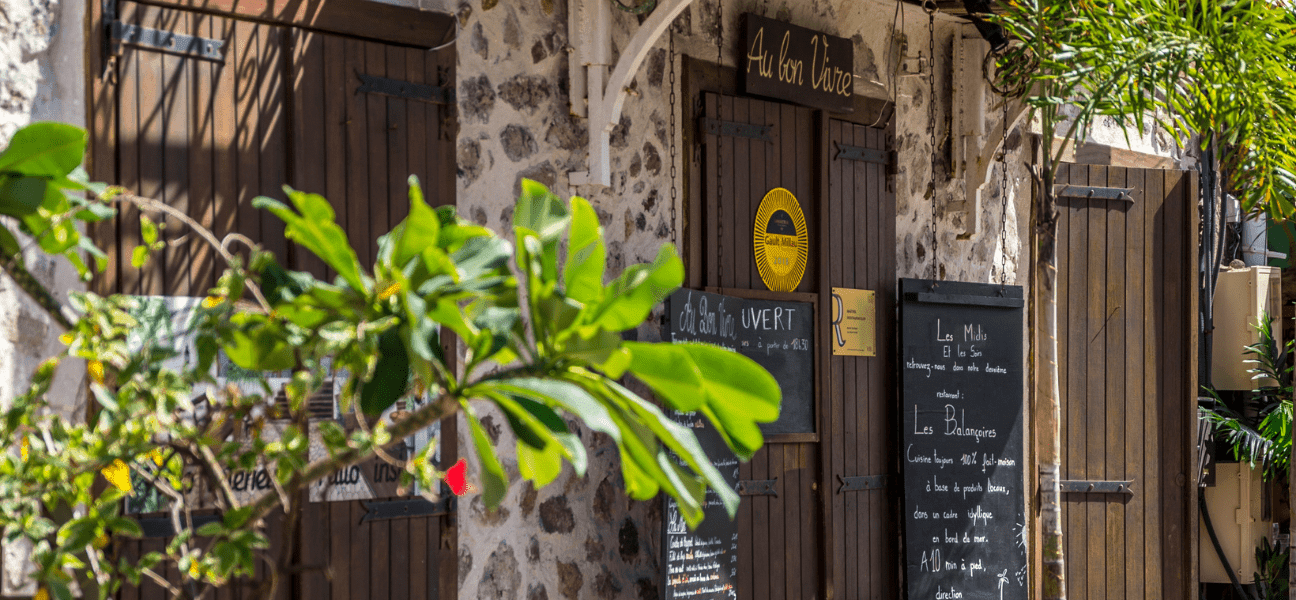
699,92,898,600
701,91,824,600
1050,163,1199,599
90,4,457,599
824,118,897,600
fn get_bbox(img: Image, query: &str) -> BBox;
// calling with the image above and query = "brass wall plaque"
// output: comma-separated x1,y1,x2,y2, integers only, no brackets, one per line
830,287,876,356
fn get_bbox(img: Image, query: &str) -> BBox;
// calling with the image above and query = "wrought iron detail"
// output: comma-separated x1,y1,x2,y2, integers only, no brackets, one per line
109,21,225,62
700,117,773,142
360,496,456,522
837,474,888,493
834,142,891,165
357,73,455,104
1059,479,1135,495
736,479,778,496
1053,184,1135,203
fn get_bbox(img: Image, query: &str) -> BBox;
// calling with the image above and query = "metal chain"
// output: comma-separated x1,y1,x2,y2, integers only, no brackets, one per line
669,32,678,243
926,3,939,280
997,100,1011,285
715,0,724,275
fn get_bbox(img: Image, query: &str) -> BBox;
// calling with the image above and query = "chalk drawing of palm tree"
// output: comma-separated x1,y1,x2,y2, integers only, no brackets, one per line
997,569,1010,600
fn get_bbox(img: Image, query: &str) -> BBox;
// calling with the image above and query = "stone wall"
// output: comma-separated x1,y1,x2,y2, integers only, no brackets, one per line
453,0,1194,597
0,0,87,592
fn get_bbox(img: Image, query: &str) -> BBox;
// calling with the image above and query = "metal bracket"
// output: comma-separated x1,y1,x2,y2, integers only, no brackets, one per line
837,474,888,493
904,291,1025,309
736,479,778,496
1053,185,1136,203
136,513,222,538
1059,479,1135,495
834,143,890,165
109,20,225,62
700,117,773,142
357,73,454,105
360,496,456,523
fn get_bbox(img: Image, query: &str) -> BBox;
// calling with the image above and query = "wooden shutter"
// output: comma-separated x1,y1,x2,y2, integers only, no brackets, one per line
1049,163,1199,599
90,3,458,599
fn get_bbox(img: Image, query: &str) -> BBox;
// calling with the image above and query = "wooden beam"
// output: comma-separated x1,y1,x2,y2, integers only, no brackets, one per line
129,0,453,48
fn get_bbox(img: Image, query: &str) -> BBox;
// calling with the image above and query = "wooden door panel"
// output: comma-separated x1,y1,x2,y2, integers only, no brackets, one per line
92,5,457,599
826,119,896,600
1053,163,1197,599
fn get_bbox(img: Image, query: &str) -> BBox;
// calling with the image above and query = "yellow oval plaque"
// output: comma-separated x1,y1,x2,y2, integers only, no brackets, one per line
752,187,809,292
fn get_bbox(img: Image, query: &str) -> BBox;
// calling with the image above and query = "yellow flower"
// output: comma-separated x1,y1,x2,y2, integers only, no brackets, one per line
188,561,202,580
19,436,29,462
201,295,224,308
101,459,132,493
58,332,74,345
148,448,166,467
34,587,49,600
88,360,105,385
377,281,402,300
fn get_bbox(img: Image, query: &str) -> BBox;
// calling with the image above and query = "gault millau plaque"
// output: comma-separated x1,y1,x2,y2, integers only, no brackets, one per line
900,279,1028,600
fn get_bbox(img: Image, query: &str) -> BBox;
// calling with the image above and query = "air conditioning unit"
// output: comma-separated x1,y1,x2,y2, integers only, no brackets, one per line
1211,266,1282,390
1200,462,1272,584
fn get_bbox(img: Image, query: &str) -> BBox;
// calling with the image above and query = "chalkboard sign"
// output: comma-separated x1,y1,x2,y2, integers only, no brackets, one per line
661,409,740,600
668,288,815,435
900,279,1028,600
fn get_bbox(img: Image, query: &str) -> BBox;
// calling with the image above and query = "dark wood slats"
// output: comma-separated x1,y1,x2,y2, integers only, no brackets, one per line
90,3,459,598
1053,163,1197,599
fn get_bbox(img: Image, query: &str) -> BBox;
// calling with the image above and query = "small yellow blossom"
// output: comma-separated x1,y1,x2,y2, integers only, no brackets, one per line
188,561,202,579
88,360,105,385
148,448,166,467
377,281,402,300
58,332,74,345
201,295,224,308
101,459,132,493
19,436,29,462
34,587,49,600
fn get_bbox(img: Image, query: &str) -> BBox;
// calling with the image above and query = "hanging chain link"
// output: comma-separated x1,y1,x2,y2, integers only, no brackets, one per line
997,100,1011,285
669,32,678,243
926,3,939,280
715,0,724,275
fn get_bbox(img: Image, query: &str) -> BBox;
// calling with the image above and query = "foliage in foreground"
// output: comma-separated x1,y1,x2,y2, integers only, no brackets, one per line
0,122,781,599
993,0,1296,219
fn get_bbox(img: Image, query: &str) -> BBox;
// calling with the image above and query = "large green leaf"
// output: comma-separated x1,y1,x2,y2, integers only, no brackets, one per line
359,328,411,416
222,313,296,372
254,189,366,292
622,343,704,411
461,400,508,508
0,176,46,217
391,176,440,270
0,122,86,179
563,196,605,304
513,179,569,243
589,244,683,332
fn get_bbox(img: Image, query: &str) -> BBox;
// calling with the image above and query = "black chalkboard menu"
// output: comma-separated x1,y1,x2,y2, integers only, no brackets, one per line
659,288,815,600
900,279,1028,600
667,288,815,434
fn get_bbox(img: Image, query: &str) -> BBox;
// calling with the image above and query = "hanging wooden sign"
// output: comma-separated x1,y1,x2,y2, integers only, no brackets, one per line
753,187,809,292
741,13,854,113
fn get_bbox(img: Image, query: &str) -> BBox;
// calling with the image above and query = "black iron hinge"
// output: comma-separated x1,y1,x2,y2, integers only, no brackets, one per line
834,142,892,166
360,496,456,523
1053,184,1135,203
837,474,889,493
135,513,222,539
735,479,778,496
700,117,773,142
106,14,224,62
1059,479,1135,495
357,73,455,105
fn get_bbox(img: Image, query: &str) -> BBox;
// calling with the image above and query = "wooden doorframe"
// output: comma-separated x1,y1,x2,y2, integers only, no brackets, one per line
1028,155,1200,599
682,55,897,600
